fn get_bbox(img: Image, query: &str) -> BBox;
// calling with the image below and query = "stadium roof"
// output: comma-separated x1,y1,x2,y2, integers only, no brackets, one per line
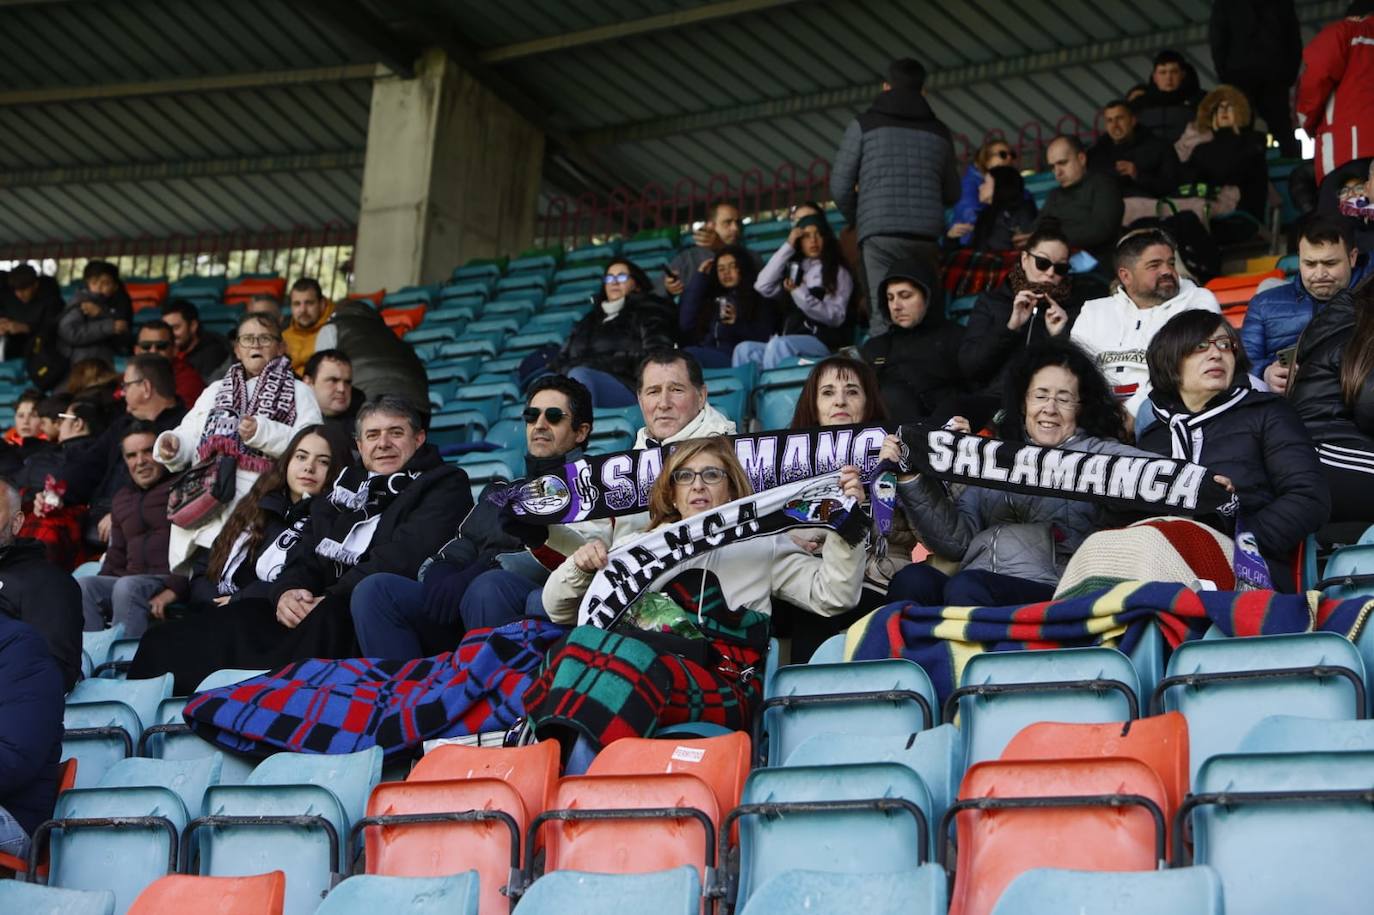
0,0,1344,250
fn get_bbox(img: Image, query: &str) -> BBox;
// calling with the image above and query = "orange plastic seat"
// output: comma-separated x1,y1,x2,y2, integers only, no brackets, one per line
224,276,286,307
128,871,285,914
1205,269,1283,292
362,777,524,915
1222,304,1247,328
946,757,1168,915
382,305,425,336
349,288,386,307
409,740,559,826
587,732,750,823
125,280,169,313
0,758,76,875
999,712,1189,843
539,773,719,880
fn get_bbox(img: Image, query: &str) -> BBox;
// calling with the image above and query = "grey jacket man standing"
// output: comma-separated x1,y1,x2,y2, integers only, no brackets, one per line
831,58,959,335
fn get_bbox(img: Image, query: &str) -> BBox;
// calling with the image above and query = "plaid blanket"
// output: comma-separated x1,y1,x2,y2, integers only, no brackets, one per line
183,618,568,759
845,581,1374,703
942,248,1018,297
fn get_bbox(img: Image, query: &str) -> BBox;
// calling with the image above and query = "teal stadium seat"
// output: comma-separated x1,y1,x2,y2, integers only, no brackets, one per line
319,873,480,914
482,299,536,322
451,263,502,284
739,866,947,915
565,241,621,265
0,882,115,915
513,867,700,915
1239,713,1374,752
438,338,500,360
477,354,526,376
403,326,458,347
990,866,1224,915
504,330,565,354
63,674,174,787
553,264,605,286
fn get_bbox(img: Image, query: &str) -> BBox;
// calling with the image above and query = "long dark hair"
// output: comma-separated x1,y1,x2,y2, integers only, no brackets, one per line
790,356,890,429
593,259,654,306
693,244,762,336
999,341,1127,442
205,423,355,582
789,202,847,294
1341,282,1374,408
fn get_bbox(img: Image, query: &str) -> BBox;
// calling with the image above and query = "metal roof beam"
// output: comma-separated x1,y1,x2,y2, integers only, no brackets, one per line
578,0,1346,146
0,64,379,107
295,0,420,78
478,0,810,64
0,151,366,189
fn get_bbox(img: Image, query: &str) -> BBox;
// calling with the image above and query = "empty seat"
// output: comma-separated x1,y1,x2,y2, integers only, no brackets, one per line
739,865,947,915
1182,750,1374,914
409,738,559,820
81,625,126,672
514,867,699,915
1239,713,1374,752
761,659,936,766
129,871,285,915
946,757,1167,915
587,732,750,828
64,674,174,787
990,866,1223,915
0,881,115,915
950,646,1140,768
141,670,264,785
318,873,479,914
1153,632,1366,783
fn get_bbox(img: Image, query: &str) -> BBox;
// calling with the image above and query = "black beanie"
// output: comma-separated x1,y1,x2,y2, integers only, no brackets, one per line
888,58,927,91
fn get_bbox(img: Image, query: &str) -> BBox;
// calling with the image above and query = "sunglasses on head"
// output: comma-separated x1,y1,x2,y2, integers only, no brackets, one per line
1028,252,1071,277
523,406,569,425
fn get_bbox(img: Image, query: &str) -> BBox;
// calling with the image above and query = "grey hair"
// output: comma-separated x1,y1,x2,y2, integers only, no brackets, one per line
354,394,424,439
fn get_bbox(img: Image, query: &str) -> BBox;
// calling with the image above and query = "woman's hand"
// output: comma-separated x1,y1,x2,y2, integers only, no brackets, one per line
698,258,714,274
148,589,178,621
238,416,258,441
157,435,178,461
276,588,323,629
880,434,918,484
1213,474,1236,494
1043,299,1069,337
947,222,974,239
573,540,609,574
839,465,865,501
944,415,972,434
212,596,232,607
786,226,803,248
1008,290,1039,331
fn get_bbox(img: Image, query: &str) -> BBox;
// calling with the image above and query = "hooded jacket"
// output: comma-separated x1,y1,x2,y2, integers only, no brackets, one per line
0,538,82,691
282,299,336,375
0,613,64,839
315,300,429,411
830,88,960,242
57,291,131,365
1296,14,1374,183
1241,255,1370,372
1289,286,1374,454
859,259,964,423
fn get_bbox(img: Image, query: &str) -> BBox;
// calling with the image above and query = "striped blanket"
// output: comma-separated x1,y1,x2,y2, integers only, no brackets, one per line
845,581,1374,703
183,618,568,759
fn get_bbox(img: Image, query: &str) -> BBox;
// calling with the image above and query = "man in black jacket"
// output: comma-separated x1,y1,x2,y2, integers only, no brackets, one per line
0,265,63,360
1035,135,1126,269
0,478,82,691
859,260,964,423
1087,101,1180,203
1210,0,1303,157
351,376,603,659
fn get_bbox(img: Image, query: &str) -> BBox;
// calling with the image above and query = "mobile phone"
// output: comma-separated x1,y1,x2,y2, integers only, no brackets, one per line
662,266,678,281
1276,345,1297,367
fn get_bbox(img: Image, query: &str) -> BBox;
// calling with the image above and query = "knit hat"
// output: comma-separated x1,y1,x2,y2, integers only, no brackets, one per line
1054,518,1236,598
887,58,927,91
6,264,36,290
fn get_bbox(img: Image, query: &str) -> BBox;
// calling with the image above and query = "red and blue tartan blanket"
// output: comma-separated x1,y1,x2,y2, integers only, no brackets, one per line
845,581,1374,703
183,618,569,759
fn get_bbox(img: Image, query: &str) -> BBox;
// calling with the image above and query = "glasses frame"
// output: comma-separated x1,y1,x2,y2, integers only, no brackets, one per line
234,333,282,347
522,406,569,425
671,466,728,487
1027,252,1071,277
1191,336,1237,354
1026,391,1081,409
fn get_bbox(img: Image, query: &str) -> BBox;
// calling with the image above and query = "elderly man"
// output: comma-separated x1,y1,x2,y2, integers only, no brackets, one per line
351,375,608,658
1034,135,1126,268
128,395,472,693
0,477,81,690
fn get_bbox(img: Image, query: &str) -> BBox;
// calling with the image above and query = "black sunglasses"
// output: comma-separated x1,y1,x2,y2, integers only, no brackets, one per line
523,406,569,425
1028,252,1071,277
992,149,1018,161
135,340,172,351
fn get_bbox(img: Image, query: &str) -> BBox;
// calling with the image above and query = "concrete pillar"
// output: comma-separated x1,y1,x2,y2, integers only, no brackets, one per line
354,49,544,293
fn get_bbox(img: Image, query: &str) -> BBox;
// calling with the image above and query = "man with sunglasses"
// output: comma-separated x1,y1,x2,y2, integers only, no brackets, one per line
135,320,203,406
350,376,611,659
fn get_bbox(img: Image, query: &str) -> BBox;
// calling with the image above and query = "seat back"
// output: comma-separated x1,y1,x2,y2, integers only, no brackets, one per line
409,741,558,822
98,755,223,817
63,701,145,788
1157,632,1365,782
249,747,383,828
363,778,524,915
67,673,174,732
948,757,1167,915
513,867,700,915
1239,714,1374,752
0,881,115,915
129,872,286,915
763,659,937,765
738,865,947,915
1188,750,1374,914
953,647,1140,767
318,873,480,914
735,762,930,910
81,625,126,669
587,732,750,821
541,774,719,879
989,866,1223,915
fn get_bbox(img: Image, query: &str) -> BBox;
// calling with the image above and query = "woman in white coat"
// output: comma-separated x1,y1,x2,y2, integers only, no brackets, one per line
155,313,321,574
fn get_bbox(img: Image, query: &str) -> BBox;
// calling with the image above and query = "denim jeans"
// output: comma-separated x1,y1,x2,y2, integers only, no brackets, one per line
887,563,1056,607
0,803,30,861
731,335,832,370
565,366,637,407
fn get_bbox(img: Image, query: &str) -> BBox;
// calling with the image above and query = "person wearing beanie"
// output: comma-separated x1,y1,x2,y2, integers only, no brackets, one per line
830,57,959,336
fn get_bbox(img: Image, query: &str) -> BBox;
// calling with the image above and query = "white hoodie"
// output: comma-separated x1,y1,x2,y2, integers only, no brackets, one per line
1070,278,1220,411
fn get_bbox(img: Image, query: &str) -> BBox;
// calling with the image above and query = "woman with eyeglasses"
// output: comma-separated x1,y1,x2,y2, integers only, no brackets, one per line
153,313,321,575
528,436,866,767
1173,85,1268,240
548,259,676,408
1138,310,1328,587
948,140,1021,246
677,243,777,368
886,341,1148,606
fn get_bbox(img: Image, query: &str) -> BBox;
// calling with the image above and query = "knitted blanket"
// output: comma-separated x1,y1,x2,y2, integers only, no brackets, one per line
183,618,568,759
845,581,1374,704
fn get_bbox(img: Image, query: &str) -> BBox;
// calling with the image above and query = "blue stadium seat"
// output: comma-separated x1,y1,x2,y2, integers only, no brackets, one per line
452,451,522,500
319,873,480,914
481,299,537,323
477,354,527,376
523,311,580,334
622,237,675,258
451,263,502,283
0,881,115,914
81,625,126,671
428,302,479,328
951,646,1140,768
485,419,526,452
64,674,174,787
742,218,792,240
438,338,500,360
402,326,458,347
586,415,638,455
504,330,565,354
990,866,1223,915
1239,714,1374,753
465,316,521,339
1317,536,1374,600
1277,253,1299,275
429,410,493,447
497,273,551,297
1153,632,1366,783
441,279,493,300
543,290,597,313
142,670,265,784
761,659,937,767
1184,751,1374,914
702,363,756,392
564,241,621,265
169,275,228,299
100,755,223,819
425,357,481,386
551,278,601,298
739,866,946,915
553,264,605,286
381,285,435,308
947,295,978,325
754,386,801,430
514,867,699,915
454,380,521,404
508,253,558,274
808,633,845,664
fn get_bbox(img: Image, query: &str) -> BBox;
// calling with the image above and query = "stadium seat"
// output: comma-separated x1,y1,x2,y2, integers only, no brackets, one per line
542,289,597,313
990,866,1223,915
945,757,1168,915
426,357,481,386
128,871,285,915
319,873,480,914
408,740,560,828
1239,713,1374,752
401,326,457,348
739,866,947,915
95,635,141,678
760,659,937,766
223,275,286,308
949,646,1140,768
482,298,537,322
0,758,77,876
0,881,115,915
808,632,845,664
564,241,621,265
381,285,435,309
1182,750,1374,914
81,625,127,672
742,217,791,240
429,409,491,447
101,755,223,818
552,264,605,286
587,732,751,826
1152,632,1366,783
503,330,564,354
729,762,930,913
438,338,501,360
125,279,170,314
453,261,505,283
1316,535,1374,600
141,670,265,784
348,289,386,307
64,674,175,787
514,867,700,915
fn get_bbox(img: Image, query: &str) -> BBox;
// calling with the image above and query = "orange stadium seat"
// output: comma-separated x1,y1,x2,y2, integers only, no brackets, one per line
408,740,559,827
349,288,386,307
223,276,287,307
587,731,751,829
125,280,169,313
1206,269,1284,308
382,303,426,336
128,872,285,915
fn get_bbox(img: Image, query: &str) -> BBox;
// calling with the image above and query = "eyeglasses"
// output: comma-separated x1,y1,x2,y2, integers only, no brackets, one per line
603,272,632,284
671,466,727,486
1028,252,1071,277
135,340,172,352
235,333,281,347
992,149,1018,162
1192,336,1236,353
522,406,569,425
121,376,148,390
1027,391,1080,408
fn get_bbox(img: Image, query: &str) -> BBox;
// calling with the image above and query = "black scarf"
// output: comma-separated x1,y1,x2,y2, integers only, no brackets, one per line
315,446,440,568
1150,385,1252,464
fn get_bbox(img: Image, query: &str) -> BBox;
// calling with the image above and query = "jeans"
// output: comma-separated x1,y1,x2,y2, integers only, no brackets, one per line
79,573,168,638
861,235,942,335
566,366,637,408
0,803,30,860
351,570,547,660
887,563,1057,607
732,335,832,370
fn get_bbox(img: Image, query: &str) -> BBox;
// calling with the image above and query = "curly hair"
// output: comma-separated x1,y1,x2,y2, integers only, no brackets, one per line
998,341,1128,442
647,437,752,530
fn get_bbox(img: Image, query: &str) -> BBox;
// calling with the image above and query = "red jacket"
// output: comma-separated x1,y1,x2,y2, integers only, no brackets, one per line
171,354,205,408
1296,15,1374,183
